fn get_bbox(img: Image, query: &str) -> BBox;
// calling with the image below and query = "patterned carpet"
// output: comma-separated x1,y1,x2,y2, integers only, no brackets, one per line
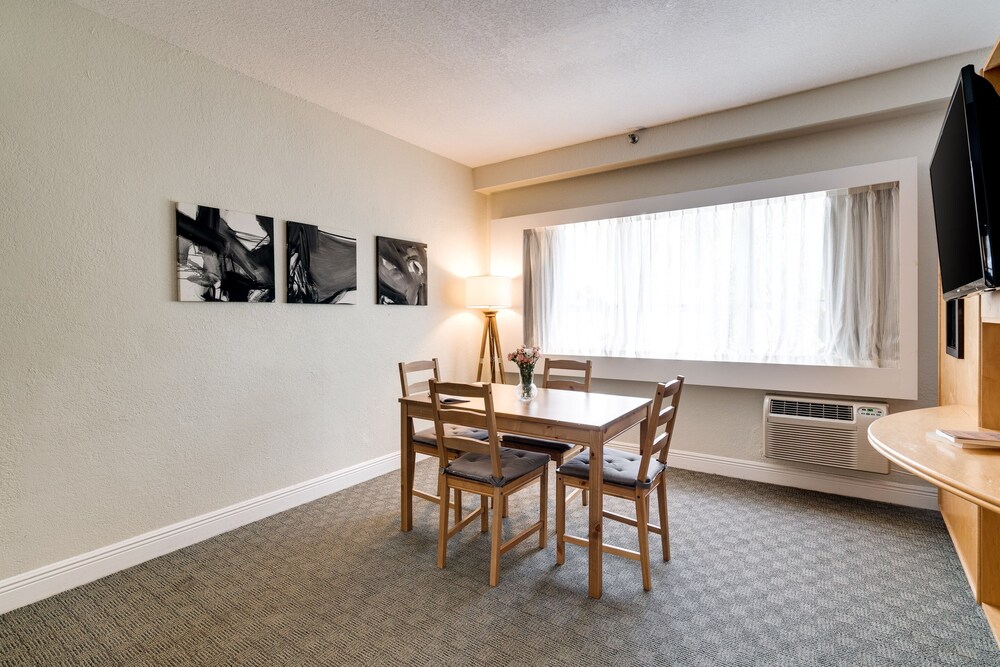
2,463,999,666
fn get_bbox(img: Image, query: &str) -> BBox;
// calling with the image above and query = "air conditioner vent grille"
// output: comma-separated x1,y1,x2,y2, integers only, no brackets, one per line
765,423,857,468
769,399,853,421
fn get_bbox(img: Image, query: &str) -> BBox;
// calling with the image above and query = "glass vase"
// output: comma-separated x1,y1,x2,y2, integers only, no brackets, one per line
517,367,538,402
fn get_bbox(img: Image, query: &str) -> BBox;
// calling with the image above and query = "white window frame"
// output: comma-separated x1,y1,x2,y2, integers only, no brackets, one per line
489,158,919,399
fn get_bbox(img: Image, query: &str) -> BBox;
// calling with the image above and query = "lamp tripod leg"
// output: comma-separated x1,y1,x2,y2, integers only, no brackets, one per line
476,316,490,382
489,314,506,384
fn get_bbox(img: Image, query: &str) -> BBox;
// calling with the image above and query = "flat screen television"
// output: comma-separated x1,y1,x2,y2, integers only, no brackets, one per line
930,64,1000,301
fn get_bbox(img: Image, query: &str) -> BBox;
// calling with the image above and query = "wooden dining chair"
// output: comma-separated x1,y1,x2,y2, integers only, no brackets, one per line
541,358,593,392
429,380,550,587
398,359,489,525
555,375,684,591
502,358,593,506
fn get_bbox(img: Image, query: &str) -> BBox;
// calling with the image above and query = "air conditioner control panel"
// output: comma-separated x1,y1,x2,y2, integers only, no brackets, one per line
857,406,886,418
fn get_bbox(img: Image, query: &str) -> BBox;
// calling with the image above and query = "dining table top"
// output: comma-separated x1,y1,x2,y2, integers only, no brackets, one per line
399,383,652,433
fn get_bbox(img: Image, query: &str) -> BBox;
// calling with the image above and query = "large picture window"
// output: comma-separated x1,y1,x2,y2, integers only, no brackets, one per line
524,183,899,369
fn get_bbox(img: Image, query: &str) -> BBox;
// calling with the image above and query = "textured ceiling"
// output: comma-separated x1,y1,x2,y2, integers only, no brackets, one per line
71,0,1000,167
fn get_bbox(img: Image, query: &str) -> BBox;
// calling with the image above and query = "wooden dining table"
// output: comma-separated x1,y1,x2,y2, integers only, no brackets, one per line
399,383,652,599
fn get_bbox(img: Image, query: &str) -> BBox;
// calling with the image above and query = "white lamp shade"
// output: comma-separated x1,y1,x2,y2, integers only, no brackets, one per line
465,275,512,309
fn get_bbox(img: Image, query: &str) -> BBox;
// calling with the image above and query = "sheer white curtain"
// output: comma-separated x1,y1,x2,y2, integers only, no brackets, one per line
821,184,899,367
523,184,899,368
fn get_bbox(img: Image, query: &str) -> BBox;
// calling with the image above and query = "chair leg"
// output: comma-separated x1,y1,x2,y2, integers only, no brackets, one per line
480,494,489,532
502,495,509,518
636,492,652,592
539,466,548,549
490,489,503,586
555,475,566,565
657,481,670,561
454,490,464,524
437,476,449,569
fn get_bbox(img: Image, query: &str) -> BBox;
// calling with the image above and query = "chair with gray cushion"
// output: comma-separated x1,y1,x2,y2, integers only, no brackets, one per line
555,375,684,591
502,358,593,504
398,359,489,525
429,380,549,586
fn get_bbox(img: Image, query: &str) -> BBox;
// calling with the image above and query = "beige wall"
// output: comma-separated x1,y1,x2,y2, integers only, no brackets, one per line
0,0,485,578
486,103,949,478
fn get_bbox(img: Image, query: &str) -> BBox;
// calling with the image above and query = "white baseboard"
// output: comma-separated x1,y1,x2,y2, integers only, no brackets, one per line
611,442,938,511
0,452,399,616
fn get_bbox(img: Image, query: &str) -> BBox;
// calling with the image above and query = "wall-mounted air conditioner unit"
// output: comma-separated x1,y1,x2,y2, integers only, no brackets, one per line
763,395,889,474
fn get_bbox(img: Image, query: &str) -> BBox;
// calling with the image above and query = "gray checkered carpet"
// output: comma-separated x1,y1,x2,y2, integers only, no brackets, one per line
2,464,999,666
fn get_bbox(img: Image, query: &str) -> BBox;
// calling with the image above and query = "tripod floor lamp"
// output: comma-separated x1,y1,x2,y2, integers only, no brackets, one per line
465,275,512,384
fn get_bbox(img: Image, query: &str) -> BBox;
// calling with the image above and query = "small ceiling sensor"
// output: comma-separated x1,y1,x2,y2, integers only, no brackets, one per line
627,133,639,145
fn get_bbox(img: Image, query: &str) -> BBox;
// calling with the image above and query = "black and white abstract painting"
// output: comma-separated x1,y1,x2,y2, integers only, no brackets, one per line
287,221,357,304
176,203,275,302
376,236,428,305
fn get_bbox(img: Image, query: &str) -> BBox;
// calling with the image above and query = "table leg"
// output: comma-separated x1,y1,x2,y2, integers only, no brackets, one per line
587,432,604,599
400,404,413,532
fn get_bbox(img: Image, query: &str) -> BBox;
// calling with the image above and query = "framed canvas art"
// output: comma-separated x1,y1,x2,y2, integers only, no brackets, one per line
376,236,427,305
287,221,358,304
176,203,275,302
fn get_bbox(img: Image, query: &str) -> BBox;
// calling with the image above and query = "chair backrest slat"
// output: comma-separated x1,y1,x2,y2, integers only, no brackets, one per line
429,380,503,480
436,407,486,430
398,358,440,398
636,376,685,482
440,435,492,457
542,358,593,392
648,428,671,458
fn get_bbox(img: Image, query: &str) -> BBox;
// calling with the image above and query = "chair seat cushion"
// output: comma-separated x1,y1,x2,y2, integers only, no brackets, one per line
501,433,576,452
413,425,488,446
557,448,665,488
446,447,550,487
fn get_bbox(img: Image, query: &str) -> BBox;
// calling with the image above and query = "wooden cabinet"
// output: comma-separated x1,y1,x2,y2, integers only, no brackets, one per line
940,292,1000,430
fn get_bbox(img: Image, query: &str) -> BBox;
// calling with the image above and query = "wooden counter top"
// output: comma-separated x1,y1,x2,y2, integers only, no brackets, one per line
868,405,1000,514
